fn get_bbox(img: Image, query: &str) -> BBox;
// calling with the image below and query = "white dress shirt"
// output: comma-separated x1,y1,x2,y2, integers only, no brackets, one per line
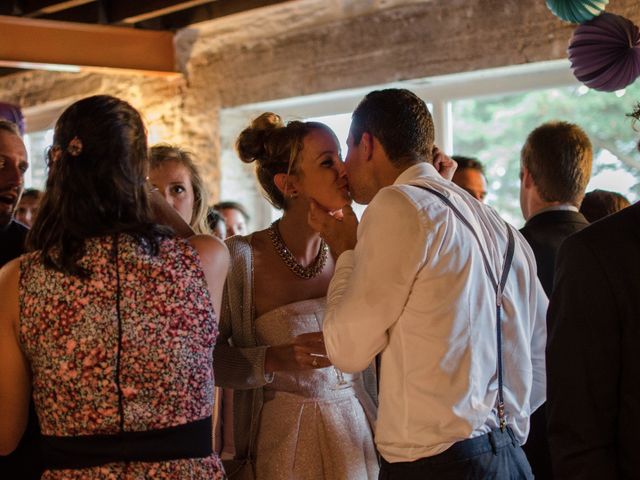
324,162,547,463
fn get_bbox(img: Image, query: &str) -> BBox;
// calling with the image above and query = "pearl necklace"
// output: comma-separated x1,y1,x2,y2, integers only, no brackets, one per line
267,220,328,279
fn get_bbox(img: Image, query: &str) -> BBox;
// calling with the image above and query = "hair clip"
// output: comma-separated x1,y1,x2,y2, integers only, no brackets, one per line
47,145,62,166
67,136,83,157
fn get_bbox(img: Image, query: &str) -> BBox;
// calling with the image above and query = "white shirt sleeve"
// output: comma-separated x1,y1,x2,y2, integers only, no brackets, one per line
323,187,428,373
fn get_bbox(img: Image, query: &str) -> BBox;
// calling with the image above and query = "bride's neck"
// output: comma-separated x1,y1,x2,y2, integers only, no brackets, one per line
277,207,323,262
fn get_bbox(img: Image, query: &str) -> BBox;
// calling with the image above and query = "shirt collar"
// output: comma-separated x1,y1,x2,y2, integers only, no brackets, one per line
528,204,579,221
394,162,440,186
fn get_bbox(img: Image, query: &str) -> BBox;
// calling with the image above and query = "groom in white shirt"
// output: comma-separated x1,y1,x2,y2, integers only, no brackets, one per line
309,88,547,479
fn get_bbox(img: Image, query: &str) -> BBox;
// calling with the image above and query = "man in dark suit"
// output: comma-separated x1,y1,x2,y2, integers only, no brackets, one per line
519,121,592,296
0,120,29,266
0,119,43,480
518,121,592,478
546,200,640,478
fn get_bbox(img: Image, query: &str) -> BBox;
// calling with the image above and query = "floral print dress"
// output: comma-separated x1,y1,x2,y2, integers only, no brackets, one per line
19,235,225,479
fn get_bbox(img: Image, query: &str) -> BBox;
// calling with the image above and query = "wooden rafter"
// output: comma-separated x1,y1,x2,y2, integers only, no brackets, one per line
21,0,97,18
0,15,178,76
135,0,293,30
108,0,215,25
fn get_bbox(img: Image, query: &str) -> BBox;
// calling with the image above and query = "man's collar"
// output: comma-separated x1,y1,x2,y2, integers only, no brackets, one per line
528,204,579,221
394,161,439,185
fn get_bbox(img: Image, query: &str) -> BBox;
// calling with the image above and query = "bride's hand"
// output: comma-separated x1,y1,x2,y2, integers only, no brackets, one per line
264,332,332,373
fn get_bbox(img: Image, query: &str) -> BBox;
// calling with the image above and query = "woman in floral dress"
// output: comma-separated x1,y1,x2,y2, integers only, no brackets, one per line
0,95,229,479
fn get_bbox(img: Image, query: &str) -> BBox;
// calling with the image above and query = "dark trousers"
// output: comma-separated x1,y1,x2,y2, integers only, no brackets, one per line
522,404,553,479
379,427,533,480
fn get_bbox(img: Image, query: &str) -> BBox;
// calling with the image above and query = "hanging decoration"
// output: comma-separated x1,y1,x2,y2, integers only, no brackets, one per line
568,13,640,92
546,0,609,24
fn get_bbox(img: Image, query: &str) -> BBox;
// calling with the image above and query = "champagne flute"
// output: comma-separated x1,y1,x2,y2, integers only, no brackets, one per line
332,366,350,390
312,316,351,390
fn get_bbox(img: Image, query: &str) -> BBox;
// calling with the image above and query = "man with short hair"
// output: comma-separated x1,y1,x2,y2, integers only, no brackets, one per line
0,119,42,479
451,155,488,202
310,89,546,479
518,121,592,479
519,121,592,296
0,120,29,266
214,200,250,237
15,188,42,228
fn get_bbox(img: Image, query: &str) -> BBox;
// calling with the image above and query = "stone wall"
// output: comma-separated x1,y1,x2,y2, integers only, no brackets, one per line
182,0,640,107
0,70,199,185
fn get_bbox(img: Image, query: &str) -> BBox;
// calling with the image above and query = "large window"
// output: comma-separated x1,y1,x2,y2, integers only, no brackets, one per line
221,59,640,230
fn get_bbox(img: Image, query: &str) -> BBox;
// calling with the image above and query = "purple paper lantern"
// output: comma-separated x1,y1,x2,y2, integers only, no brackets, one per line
0,102,24,135
568,13,640,92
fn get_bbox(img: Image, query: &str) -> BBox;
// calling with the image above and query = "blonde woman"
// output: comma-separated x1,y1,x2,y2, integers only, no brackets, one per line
149,144,211,235
215,113,378,479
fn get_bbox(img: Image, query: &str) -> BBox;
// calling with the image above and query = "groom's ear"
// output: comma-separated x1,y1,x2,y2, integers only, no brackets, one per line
361,132,374,161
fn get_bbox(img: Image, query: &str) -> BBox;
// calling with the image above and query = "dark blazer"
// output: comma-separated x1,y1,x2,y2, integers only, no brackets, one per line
547,202,640,479
0,219,28,267
520,209,590,296
519,209,589,480
0,220,42,479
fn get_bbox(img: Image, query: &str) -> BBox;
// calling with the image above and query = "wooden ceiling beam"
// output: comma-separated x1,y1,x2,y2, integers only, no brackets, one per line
135,0,292,30
0,15,178,76
37,2,105,24
107,0,214,25
21,0,96,18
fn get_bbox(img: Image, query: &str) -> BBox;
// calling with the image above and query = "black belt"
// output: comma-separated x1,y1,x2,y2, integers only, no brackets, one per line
42,415,212,470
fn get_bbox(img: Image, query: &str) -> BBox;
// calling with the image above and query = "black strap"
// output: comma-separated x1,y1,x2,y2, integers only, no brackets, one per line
42,415,213,470
410,184,515,430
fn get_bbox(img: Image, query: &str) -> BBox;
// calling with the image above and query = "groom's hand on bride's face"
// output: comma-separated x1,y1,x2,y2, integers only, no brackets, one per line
308,200,358,259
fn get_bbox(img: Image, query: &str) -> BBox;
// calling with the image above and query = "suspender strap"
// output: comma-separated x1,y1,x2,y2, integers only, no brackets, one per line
410,184,515,430
496,226,515,429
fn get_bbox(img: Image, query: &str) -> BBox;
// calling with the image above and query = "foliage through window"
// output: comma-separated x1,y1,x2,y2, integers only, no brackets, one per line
451,83,640,226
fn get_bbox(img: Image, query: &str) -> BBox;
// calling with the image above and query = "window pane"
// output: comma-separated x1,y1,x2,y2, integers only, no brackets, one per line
23,129,53,190
451,84,640,227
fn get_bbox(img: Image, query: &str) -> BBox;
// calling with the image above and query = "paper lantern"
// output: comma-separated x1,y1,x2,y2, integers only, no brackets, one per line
568,13,640,92
546,0,609,24
0,103,24,135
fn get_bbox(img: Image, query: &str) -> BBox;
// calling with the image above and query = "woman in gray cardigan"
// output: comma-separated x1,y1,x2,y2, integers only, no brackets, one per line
213,113,378,479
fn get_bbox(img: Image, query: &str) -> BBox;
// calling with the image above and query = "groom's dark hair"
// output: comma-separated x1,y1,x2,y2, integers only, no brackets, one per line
350,88,434,166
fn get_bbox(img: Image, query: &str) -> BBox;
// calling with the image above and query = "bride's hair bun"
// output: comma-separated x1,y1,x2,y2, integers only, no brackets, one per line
236,112,284,165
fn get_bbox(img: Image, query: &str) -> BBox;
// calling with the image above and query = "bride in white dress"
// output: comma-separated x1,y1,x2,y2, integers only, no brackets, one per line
213,113,378,479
